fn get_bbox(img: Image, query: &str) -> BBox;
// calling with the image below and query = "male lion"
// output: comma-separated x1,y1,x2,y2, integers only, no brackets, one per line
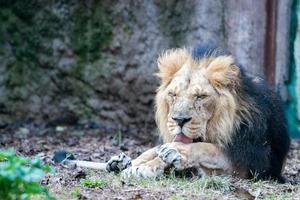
121,45,290,182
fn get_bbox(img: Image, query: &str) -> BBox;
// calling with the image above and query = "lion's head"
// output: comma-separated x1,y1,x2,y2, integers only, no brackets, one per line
155,47,252,146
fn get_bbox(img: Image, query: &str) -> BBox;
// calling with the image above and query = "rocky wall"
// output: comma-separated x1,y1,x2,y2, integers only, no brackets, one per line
0,0,268,131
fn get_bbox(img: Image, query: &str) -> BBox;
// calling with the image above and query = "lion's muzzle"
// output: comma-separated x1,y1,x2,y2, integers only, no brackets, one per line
171,116,192,127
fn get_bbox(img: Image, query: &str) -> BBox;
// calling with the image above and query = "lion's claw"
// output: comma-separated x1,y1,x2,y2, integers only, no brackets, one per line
122,165,159,178
157,144,182,168
106,152,132,172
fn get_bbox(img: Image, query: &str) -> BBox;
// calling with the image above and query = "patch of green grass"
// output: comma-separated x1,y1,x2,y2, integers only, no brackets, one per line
102,171,231,198
80,178,107,188
263,193,283,200
198,175,231,191
71,187,81,197
79,167,300,200
169,195,187,200
52,167,300,200
263,193,294,200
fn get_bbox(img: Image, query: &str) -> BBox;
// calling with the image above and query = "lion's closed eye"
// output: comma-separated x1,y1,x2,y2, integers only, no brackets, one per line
168,92,176,97
196,94,208,100
167,92,177,102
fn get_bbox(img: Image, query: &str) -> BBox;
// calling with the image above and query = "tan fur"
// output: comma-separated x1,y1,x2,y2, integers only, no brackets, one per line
165,142,233,175
123,147,168,178
131,147,159,166
206,56,240,88
156,48,191,86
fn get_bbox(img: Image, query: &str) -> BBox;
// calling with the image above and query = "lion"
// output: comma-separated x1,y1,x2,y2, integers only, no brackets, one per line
120,44,290,182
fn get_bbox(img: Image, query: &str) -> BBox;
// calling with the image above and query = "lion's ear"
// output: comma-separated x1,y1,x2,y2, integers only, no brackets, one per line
206,56,240,88
156,48,190,84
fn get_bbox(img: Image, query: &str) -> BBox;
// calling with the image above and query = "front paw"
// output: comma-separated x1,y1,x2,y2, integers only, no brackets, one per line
122,165,161,178
106,152,132,172
157,144,182,169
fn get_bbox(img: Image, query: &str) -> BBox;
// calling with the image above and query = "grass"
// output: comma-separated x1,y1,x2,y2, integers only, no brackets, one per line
91,171,235,199
70,187,81,197
80,178,107,188
71,168,299,200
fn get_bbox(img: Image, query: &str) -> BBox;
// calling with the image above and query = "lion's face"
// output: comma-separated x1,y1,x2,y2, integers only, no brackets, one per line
165,65,218,140
156,48,242,144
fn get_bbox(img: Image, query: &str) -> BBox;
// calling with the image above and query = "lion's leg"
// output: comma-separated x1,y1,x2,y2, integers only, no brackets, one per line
122,147,168,178
158,142,233,176
131,147,159,166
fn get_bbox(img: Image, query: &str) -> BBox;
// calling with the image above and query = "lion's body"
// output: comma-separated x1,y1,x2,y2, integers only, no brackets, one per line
225,68,290,181
122,44,290,182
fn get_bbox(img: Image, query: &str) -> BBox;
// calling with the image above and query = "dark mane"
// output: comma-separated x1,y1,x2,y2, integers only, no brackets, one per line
191,43,230,60
224,65,290,182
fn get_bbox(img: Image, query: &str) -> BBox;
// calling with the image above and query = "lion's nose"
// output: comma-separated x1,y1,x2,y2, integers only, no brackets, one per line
172,116,192,127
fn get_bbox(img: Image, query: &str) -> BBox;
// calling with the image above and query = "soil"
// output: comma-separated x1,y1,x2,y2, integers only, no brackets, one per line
0,123,299,200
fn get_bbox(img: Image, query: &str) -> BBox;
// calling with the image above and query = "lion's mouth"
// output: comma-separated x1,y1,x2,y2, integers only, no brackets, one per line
174,133,202,144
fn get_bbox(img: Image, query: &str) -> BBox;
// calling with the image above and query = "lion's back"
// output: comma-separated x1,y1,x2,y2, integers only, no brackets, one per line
225,69,290,182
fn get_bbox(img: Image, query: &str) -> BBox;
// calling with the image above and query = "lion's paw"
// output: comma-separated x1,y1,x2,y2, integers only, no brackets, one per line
106,152,132,172
122,165,160,178
157,144,183,169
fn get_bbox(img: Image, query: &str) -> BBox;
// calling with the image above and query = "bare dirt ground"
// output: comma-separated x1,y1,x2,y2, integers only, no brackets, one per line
1,123,300,200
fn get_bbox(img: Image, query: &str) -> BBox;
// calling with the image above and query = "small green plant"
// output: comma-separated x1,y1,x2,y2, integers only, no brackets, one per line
71,187,81,197
80,179,106,188
0,149,54,200
169,195,187,200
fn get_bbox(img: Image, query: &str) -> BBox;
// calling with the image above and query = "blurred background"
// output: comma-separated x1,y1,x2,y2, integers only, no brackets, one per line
0,0,299,138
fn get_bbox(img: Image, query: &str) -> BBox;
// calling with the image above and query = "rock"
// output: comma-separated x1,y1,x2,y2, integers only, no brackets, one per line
0,0,272,133
72,168,86,180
